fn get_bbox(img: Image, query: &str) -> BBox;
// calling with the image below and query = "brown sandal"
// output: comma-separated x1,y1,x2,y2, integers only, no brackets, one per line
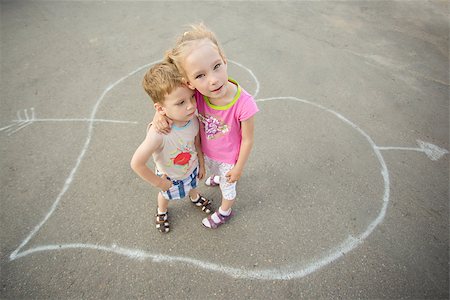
191,195,213,214
155,211,170,233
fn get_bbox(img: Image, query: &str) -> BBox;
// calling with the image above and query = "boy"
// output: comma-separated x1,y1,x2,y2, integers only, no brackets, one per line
130,61,212,233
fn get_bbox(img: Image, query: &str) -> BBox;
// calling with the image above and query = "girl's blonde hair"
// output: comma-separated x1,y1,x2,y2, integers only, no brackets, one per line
142,61,183,104
165,23,226,80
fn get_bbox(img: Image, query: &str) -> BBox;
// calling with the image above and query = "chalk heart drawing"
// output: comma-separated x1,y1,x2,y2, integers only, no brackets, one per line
8,60,447,281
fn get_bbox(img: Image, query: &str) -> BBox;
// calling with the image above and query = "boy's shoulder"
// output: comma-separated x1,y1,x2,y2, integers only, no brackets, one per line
145,123,164,142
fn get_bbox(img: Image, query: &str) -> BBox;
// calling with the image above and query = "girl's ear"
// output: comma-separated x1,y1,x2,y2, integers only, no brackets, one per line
154,102,166,115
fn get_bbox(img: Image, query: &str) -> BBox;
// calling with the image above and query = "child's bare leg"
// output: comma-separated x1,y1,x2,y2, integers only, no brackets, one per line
156,193,170,233
157,193,169,213
220,198,234,212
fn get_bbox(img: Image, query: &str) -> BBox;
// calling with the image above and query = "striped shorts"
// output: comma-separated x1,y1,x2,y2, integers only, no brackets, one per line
157,167,198,200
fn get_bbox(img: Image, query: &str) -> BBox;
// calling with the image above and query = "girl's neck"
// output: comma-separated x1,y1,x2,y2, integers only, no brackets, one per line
208,81,237,107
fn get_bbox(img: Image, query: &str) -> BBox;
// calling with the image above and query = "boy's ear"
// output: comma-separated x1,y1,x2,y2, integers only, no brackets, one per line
182,77,195,90
185,80,195,90
154,102,166,115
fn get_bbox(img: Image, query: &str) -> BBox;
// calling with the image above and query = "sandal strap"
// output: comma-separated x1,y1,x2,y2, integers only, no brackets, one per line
155,211,170,232
216,212,226,223
205,215,219,229
205,211,234,228
155,212,168,222
156,222,169,228
192,195,212,213
192,195,209,205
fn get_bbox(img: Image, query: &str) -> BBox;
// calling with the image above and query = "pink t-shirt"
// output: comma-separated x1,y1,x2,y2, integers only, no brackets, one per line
196,78,259,164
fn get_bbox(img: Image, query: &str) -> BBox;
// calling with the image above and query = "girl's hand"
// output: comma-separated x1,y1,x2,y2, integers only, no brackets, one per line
152,113,173,134
225,167,242,183
157,174,173,192
198,165,205,180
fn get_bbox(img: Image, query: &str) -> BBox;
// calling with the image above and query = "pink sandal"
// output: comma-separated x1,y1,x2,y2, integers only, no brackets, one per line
205,175,220,187
202,210,234,229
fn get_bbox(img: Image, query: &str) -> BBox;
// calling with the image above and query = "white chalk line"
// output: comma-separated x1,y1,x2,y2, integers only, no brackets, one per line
10,118,138,124
1,108,34,135
6,122,32,136
228,59,260,98
10,235,364,280
1,108,137,136
376,140,448,161
3,119,136,136
0,123,17,131
377,146,423,151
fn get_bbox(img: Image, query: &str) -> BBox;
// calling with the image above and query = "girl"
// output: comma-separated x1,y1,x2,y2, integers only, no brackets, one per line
154,24,258,228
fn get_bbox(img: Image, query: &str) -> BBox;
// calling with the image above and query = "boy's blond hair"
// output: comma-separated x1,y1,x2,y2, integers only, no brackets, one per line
142,61,183,104
165,23,226,80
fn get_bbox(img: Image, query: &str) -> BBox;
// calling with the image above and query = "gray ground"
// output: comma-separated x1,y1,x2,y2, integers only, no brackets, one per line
1,1,449,299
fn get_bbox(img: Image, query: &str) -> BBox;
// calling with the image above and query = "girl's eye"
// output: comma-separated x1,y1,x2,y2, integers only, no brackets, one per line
214,63,221,70
195,74,204,79
177,100,185,106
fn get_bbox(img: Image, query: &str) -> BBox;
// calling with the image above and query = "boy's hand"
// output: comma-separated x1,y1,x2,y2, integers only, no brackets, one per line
225,167,242,183
157,174,173,191
152,113,172,135
198,165,205,180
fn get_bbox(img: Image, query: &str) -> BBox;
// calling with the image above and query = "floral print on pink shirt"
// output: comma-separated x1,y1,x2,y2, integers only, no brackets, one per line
198,114,229,140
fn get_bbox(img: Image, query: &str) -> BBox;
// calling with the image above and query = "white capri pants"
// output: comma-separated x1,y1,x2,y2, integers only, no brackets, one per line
204,155,237,200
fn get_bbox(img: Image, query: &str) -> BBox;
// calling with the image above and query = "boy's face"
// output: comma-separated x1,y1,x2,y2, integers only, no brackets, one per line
156,85,196,125
183,40,229,100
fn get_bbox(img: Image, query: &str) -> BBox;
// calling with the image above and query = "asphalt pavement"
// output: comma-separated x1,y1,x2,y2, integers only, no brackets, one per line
1,1,449,299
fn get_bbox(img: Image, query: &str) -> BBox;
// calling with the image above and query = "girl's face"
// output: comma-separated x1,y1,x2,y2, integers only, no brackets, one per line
183,40,229,100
